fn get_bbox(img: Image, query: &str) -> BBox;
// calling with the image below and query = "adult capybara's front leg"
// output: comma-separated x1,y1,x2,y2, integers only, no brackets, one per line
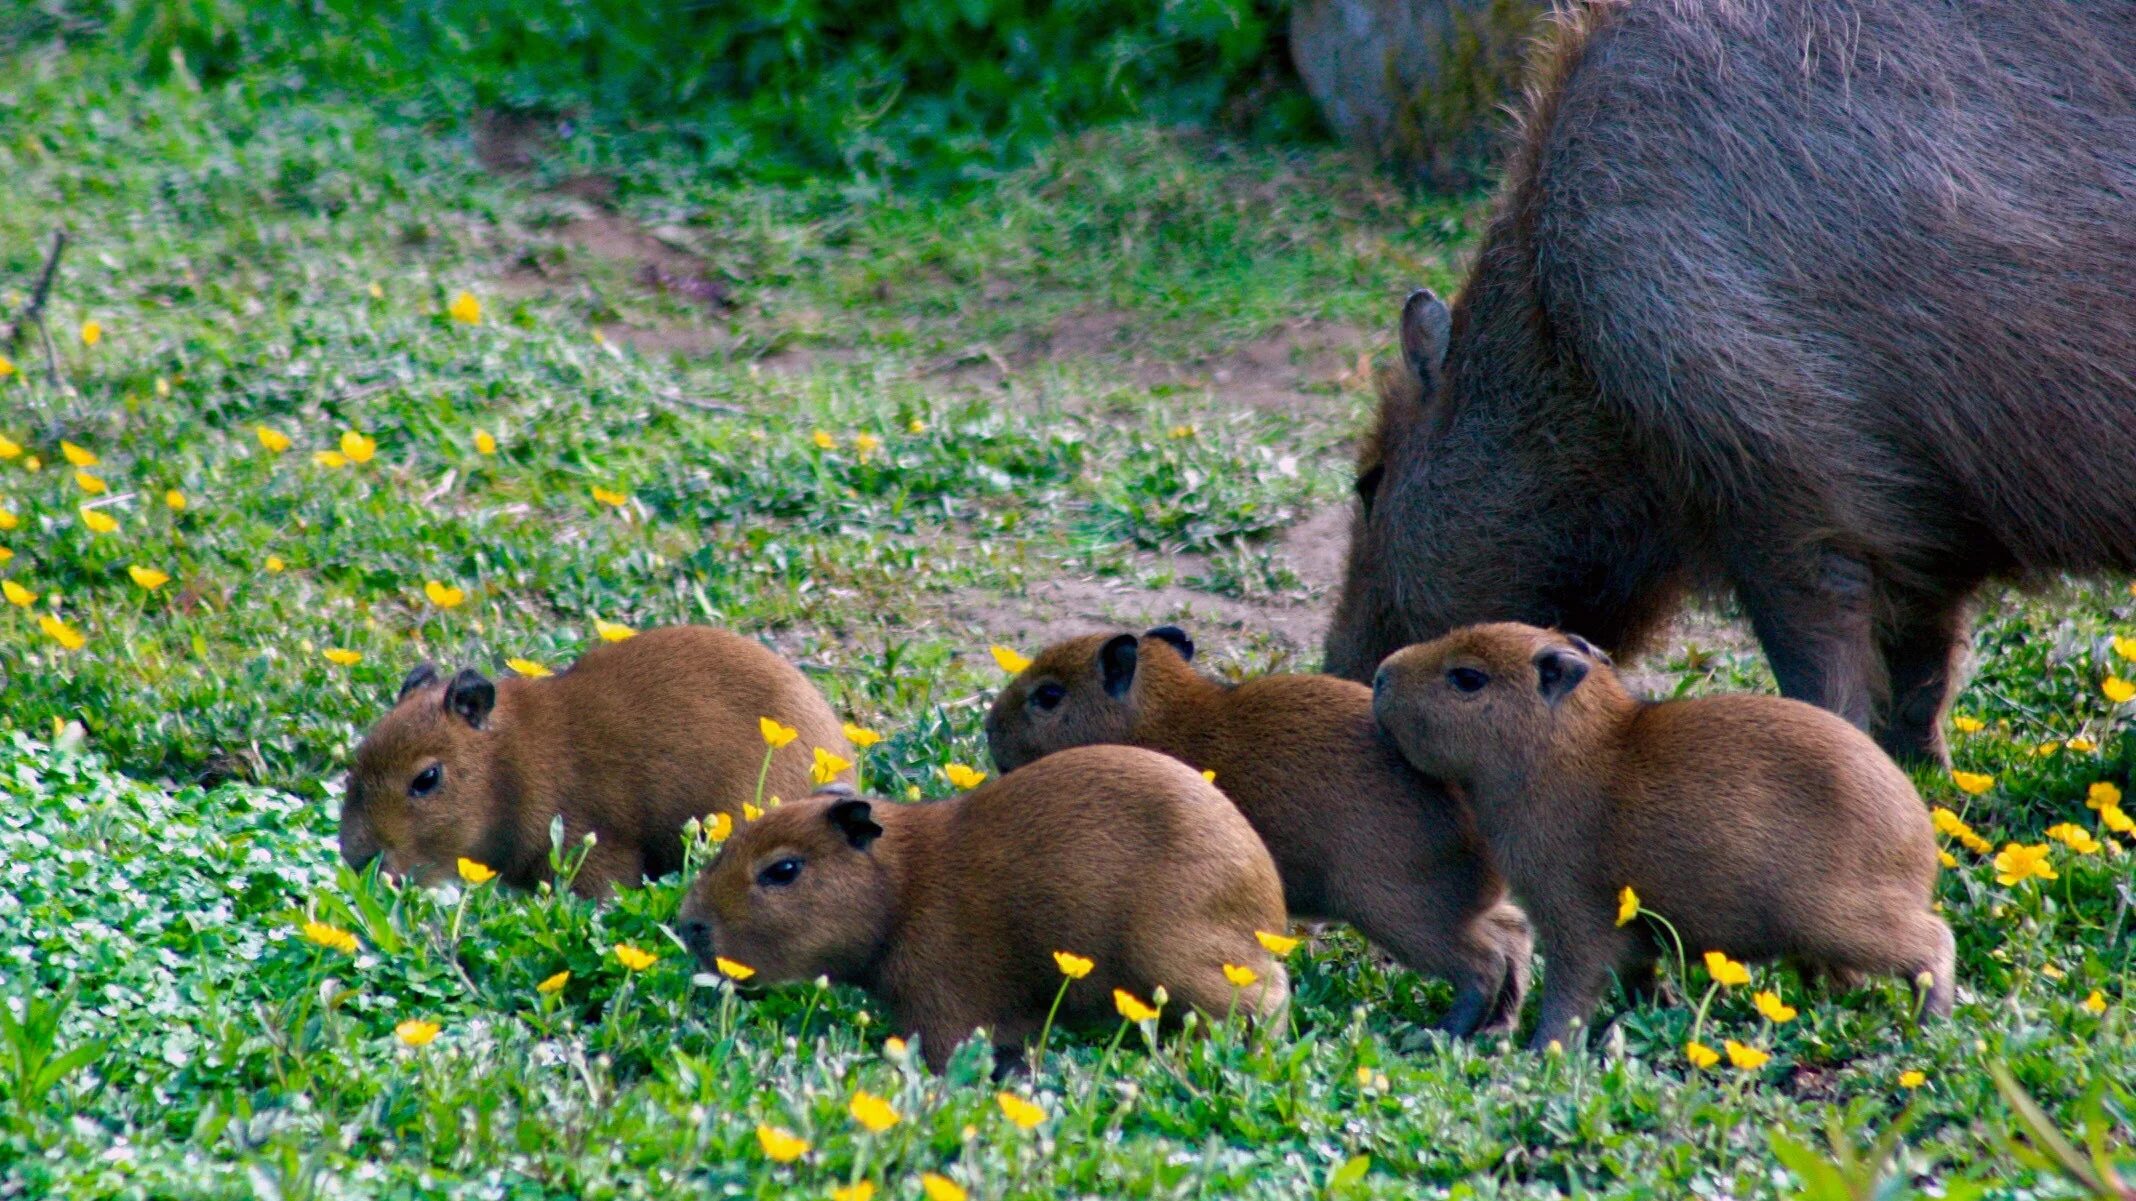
1730,546,1880,735
1876,590,1976,767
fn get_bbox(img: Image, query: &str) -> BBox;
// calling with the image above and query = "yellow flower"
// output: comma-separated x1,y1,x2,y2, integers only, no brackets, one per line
1168,424,1195,439
715,956,755,981
1960,829,1993,855
2101,804,2134,835
0,549,10,564
1723,1040,1770,1070
919,1174,966,1201
596,619,635,642
883,1036,908,1059
265,555,286,573
613,943,657,971
1752,990,1797,1023
1898,1070,1926,1090
843,722,883,748
367,282,384,300
0,356,12,381
60,441,96,467
1113,989,1159,1023
2088,782,2123,810
810,747,853,785
79,506,117,534
1993,842,2057,886
2046,823,2102,854
507,657,552,678
989,644,1031,674
1951,715,1984,733
2034,741,2059,758
2067,736,2098,753
301,921,359,954
324,648,362,666
340,430,376,464
448,291,482,324
536,970,570,995
1684,1041,1720,1069
2082,990,2108,1014
704,812,734,843
1938,850,1959,869
474,430,498,455
811,430,835,450
1703,950,1751,987
1256,930,1301,956
1201,769,1217,783
1053,951,1094,979
743,802,763,822
831,1184,876,1201
313,450,348,468
854,433,882,459
127,565,170,591
256,425,293,453
1222,963,1259,988
456,858,497,884
1951,771,1995,796
155,377,171,397
591,486,630,507
2105,677,2136,705
423,580,466,609
21,457,36,471
4,580,36,607
848,1091,900,1134
941,763,986,789
74,470,106,495
2042,963,2065,980
79,321,101,347
907,418,926,434
755,1124,809,1163
1615,886,1640,927
164,489,186,511
38,614,84,651
394,1019,440,1047
996,1092,1045,1130
2114,635,2136,663
760,717,799,748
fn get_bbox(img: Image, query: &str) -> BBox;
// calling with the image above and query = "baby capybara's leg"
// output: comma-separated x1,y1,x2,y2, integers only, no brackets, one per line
1527,928,1629,1052
1913,917,1957,1023
1802,909,1956,1025
1344,883,1520,1038
1478,904,1535,1036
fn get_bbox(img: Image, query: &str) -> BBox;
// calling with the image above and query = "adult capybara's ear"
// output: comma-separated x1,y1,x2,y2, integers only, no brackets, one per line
826,799,883,850
1399,288,1451,380
1533,648,1590,706
1143,626,1194,662
1098,634,1139,699
398,661,440,702
444,668,495,729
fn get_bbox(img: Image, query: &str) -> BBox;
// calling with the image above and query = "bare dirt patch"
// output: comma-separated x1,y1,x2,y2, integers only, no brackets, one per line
1000,310,1373,412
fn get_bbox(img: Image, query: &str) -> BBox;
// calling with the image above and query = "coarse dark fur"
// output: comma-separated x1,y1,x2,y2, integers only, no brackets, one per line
340,626,851,897
676,746,1290,1072
1325,0,2136,767
1373,622,1954,1051
986,627,1531,1036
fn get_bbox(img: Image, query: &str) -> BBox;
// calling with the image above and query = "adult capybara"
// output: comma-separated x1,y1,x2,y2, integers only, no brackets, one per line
1372,623,1954,1051
1324,0,2136,766
986,626,1531,1036
340,625,851,898
675,746,1290,1072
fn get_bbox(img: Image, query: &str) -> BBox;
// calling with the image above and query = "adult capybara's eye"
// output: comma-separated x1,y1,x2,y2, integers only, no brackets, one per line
1030,681,1067,712
408,763,444,798
757,857,804,888
1447,667,1490,694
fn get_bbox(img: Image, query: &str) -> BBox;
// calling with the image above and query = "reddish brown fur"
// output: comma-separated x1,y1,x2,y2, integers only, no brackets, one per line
340,626,851,898
985,628,1531,1036
1372,622,1954,1051
676,746,1290,1072
1327,0,2136,767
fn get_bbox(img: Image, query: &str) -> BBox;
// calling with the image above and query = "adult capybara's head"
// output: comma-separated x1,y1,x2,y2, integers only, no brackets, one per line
1323,288,1681,683
1370,623,1606,781
983,627,1194,772
676,793,894,985
341,664,506,884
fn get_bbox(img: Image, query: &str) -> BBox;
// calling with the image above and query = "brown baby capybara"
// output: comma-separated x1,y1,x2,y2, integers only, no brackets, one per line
340,625,852,898
985,626,1530,1036
675,745,1290,1072
1371,623,1954,1052
1324,0,2136,767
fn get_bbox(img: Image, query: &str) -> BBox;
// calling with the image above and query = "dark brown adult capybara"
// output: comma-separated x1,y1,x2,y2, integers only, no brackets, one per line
340,625,852,898
1323,0,2136,766
1372,622,1954,1052
675,746,1290,1072
985,626,1531,1036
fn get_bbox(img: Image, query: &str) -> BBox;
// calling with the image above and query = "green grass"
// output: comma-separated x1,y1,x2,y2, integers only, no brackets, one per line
4,32,2135,1201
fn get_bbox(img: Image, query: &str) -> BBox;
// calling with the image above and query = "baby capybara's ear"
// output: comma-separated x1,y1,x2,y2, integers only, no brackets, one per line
444,668,495,729
1562,632,1612,665
1533,647,1590,706
812,782,859,800
826,799,883,850
1143,626,1194,662
1399,287,1451,381
398,661,440,701
1098,634,1139,698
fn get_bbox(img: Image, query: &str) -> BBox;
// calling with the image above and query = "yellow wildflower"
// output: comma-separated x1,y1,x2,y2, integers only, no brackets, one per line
755,1125,809,1163
506,657,551,678
591,486,630,507
60,441,96,467
810,747,853,785
265,555,286,573
760,717,799,748
474,430,498,455
848,1091,899,1134
127,565,170,591
448,291,482,324
1202,770,1217,783
0,356,12,381
4,580,36,607
1898,1070,1926,1090
1939,850,1959,869
2068,736,2098,752
38,614,84,651
1993,842,2057,886
21,456,35,471
831,1184,876,1201
2114,635,2136,663
908,419,925,435
79,321,101,347
1256,930,1301,956
2088,782,2123,810
1951,770,1995,796
1168,424,1195,439
256,425,292,453
79,506,117,534
537,971,570,995
1951,715,1984,733
595,619,635,642
340,431,376,464
715,956,755,981
1053,951,1094,979
323,648,361,666
457,858,497,885
74,470,106,495
2082,990,2108,1014
843,722,883,748
2101,805,2134,835
1684,1041,1720,1069
301,921,359,954
1114,989,1159,1023
1616,886,1640,927
811,430,835,450
941,763,986,789
996,1092,1045,1130
1222,963,1259,988
743,802,763,822
613,943,657,971
854,433,882,459
313,450,348,469
1723,1040,1770,1070
919,1175,966,1201
394,1020,440,1047
0,508,14,531
1752,990,1797,1023
2106,677,2136,704
883,1037,908,1059
1703,950,1751,987
989,644,1031,674
2046,823,2102,854
2035,741,2059,758
164,489,186,510
423,580,466,608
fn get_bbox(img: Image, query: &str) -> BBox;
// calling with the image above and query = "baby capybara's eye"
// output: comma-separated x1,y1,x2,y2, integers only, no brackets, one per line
1447,668,1490,693
408,763,444,797
1030,682,1067,712
757,857,804,888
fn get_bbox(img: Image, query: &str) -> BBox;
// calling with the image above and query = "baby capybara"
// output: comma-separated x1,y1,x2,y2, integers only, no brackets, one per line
1325,0,2136,767
340,625,851,897
986,627,1530,1036
1372,623,1954,1052
676,745,1290,1071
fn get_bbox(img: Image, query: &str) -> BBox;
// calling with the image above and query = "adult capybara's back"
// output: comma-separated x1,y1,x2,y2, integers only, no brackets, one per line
1324,0,2136,766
